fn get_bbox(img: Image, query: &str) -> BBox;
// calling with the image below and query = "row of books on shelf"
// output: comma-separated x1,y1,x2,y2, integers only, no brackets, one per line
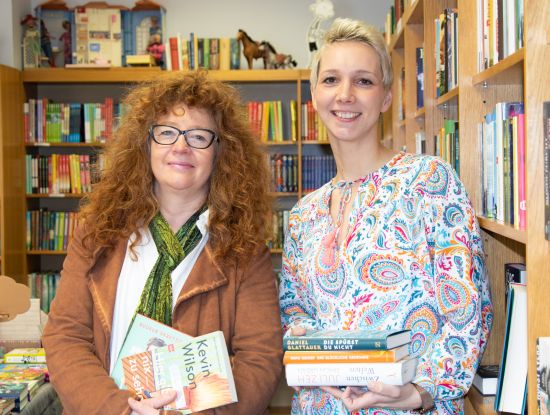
268,154,337,194
24,98,127,144
26,153,103,195
477,0,524,71
249,100,293,143
28,272,61,314
480,101,526,229
26,210,78,252
384,0,412,43
434,119,460,174
435,8,459,97
283,329,417,386
166,34,240,71
267,210,290,250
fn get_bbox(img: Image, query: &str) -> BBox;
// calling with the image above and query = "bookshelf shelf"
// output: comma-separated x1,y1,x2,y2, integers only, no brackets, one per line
22,68,304,83
414,107,425,119
389,26,405,52
465,387,496,415
435,87,459,107
472,49,525,86
477,216,527,245
270,249,283,254
263,141,297,146
27,250,67,255
25,142,105,148
269,192,299,197
404,0,424,25
302,141,330,145
26,193,85,198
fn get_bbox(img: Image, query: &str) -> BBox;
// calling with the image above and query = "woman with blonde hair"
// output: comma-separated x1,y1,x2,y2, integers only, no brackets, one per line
280,18,492,414
43,70,283,415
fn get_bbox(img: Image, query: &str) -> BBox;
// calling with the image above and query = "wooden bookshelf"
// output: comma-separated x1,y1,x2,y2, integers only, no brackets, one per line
0,65,26,283
389,0,548,413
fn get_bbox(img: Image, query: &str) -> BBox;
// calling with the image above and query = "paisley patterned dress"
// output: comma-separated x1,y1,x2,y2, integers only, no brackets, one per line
279,152,493,415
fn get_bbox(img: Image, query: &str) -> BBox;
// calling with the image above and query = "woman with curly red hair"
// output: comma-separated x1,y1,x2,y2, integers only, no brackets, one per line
42,70,283,415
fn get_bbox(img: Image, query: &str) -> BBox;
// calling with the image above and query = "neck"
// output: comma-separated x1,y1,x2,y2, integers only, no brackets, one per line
155,188,207,232
330,138,396,182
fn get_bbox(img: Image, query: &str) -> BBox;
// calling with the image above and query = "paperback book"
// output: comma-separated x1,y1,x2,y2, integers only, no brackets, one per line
472,364,499,395
285,357,418,386
4,348,46,364
0,398,15,415
111,313,193,388
283,344,410,364
283,329,411,351
122,330,237,413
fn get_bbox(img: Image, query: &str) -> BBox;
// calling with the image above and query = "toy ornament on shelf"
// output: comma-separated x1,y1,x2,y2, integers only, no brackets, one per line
237,29,270,69
306,0,334,68
21,14,41,68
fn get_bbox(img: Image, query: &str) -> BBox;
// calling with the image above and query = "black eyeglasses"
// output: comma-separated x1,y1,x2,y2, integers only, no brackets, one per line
149,125,218,149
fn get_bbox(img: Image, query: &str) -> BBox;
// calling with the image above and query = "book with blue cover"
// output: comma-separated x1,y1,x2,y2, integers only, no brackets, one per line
283,329,411,351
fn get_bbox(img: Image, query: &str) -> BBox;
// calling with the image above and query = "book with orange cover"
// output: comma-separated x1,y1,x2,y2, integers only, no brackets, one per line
283,343,409,364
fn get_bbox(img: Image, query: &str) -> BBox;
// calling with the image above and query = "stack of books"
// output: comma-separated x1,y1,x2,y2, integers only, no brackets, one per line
0,347,49,412
283,329,417,386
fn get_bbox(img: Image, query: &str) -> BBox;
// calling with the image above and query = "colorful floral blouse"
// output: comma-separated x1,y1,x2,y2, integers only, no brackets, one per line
279,152,493,415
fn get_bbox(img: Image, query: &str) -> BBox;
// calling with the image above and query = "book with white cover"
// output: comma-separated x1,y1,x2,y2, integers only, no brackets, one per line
285,357,418,387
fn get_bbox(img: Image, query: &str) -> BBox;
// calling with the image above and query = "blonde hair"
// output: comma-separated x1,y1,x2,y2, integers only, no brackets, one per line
310,17,393,90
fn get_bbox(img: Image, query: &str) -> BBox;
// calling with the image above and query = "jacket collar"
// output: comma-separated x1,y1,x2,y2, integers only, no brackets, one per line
88,239,227,344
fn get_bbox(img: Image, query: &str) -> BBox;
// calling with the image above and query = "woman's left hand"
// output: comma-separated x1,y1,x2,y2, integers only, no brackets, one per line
321,382,422,412
128,389,177,415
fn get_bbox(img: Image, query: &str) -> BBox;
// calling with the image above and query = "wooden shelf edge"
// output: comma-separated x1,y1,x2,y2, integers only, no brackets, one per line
27,193,85,198
25,142,105,148
403,0,424,25
466,386,497,415
27,250,67,255
436,87,459,107
302,140,330,145
263,141,297,146
472,49,525,86
23,68,305,83
477,216,526,244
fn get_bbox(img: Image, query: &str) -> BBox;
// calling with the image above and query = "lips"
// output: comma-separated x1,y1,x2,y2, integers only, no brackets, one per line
168,161,194,169
332,110,361,120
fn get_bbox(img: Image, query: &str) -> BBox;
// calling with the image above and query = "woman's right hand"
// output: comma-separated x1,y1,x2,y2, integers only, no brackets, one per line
128,389,177,415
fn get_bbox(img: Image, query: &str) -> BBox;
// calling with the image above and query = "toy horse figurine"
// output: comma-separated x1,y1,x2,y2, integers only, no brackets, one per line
237,29,270,69
261,41,298,69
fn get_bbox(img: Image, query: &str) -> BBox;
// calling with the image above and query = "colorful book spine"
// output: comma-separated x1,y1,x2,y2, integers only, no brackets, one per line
283,344,409,364
284,329,410,351
3,348,46,364
285,357,418,386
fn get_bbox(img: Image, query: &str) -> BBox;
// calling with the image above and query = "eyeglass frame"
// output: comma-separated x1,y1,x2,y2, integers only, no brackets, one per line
148,124,219,149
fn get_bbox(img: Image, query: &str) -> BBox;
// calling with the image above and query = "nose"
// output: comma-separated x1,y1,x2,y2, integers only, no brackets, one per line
337,80,354,103
172,132,191,152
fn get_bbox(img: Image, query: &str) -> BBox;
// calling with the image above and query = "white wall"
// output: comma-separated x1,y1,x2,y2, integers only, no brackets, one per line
22,0,392,69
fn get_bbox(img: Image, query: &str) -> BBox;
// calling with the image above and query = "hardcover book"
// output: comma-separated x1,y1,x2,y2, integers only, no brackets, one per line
4,348,46,364
0,398,15,415
283,329,411,351
111,313,193,389
283,344,410,364
285,357,418,386
122,330,237,413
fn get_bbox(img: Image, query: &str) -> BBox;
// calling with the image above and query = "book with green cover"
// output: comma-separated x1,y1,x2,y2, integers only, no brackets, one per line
121,330,237,413
110,314,193,389
283,329,411,351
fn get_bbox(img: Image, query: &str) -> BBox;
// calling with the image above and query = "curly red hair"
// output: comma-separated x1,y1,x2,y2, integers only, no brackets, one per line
79,70,271,267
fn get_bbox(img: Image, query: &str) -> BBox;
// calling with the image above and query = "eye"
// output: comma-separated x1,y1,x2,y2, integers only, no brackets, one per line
357,78,374,86
187,132,208,142
321,76,337,84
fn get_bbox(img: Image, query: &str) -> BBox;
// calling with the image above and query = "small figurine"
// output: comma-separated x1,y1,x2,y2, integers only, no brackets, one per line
237,29,270,69
40,19,56,67
21,14,41,68
261,41,298,70
59,20,72,65
146,33,164,66
307,0,334,68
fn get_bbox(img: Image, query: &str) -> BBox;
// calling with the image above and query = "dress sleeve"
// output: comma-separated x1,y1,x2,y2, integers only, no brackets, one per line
41,225,133,415
279,205,318,334
414,158,493,402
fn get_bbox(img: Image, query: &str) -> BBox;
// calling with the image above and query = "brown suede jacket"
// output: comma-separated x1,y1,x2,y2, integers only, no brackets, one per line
42,225,283,415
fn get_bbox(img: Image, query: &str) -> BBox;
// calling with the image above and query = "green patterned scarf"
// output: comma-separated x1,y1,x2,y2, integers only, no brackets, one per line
135,206,205,326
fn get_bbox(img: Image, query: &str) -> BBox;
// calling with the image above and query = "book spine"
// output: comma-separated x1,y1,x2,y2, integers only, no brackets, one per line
283,350,402,364
285,359,416,386
4,355,46,364
284,338,391,351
